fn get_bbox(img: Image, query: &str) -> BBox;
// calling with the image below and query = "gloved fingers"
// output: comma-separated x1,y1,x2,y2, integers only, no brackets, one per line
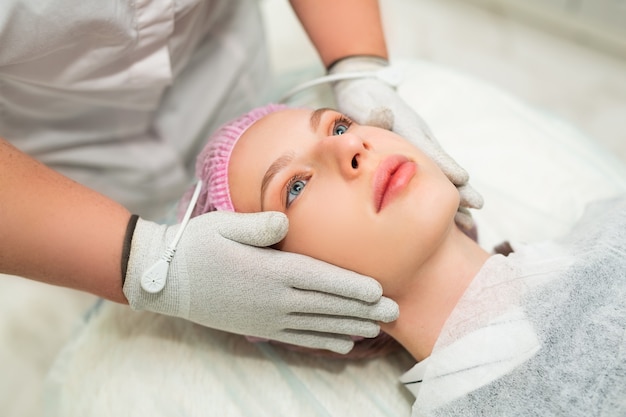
429,152,469,186
345,85,471,187
458,183,484,210
287,291,399,323
391,107,472,186
408,135,469,185
210,211,288,247
454,208,476,233
274,330,355,354
284,314,381,338
284,256,384,303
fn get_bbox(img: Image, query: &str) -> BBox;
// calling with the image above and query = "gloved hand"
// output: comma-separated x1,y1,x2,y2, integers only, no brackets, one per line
123,211,399,354
329,56,484,231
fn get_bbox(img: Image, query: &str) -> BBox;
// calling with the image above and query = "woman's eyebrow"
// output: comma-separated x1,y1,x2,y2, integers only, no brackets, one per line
260,152,295,210
309,107,332,132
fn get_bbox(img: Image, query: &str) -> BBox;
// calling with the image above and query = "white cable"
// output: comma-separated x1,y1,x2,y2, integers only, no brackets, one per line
279,66,404,103
141,180,204,293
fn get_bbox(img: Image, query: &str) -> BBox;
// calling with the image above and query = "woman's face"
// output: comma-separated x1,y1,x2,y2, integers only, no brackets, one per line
228,108,459,296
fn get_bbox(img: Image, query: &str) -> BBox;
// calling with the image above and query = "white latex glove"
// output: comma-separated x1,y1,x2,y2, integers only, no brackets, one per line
123,211,399,354
329,56,484,231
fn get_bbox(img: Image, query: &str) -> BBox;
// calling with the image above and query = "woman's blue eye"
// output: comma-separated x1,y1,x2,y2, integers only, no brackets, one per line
333,124,349,136
286,178,307,207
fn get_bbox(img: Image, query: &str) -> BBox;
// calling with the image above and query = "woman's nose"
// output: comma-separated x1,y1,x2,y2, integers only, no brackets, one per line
318,132,369,178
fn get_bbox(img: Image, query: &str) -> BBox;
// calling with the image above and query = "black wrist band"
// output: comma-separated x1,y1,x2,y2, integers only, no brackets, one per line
326,54,389,72
120,214,140,285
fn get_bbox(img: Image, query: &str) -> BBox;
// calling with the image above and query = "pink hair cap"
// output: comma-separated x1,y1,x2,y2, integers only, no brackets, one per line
184,103,290,219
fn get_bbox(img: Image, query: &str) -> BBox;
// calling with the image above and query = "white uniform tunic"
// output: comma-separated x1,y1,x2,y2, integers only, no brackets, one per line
0,0,269,219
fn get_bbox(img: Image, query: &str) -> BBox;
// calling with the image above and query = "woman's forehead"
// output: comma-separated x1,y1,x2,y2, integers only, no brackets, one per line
228,109,313,210
237,108,314,150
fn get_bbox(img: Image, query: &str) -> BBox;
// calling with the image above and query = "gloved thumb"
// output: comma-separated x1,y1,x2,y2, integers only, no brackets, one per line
212,211,289,247
364,107,394,130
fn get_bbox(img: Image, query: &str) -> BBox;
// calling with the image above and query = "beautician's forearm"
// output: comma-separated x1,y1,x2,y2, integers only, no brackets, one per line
0,138,130,303
289,0,388,68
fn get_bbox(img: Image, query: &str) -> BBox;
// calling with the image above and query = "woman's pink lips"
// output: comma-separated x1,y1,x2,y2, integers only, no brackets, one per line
373,155,417,212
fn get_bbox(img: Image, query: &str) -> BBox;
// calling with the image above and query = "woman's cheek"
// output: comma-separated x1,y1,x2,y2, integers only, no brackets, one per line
276,202,325,257
278,202,345,262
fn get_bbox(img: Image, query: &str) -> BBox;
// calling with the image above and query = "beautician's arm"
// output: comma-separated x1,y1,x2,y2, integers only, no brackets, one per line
0,137,130,302
288,0,388,68
0,138,398,353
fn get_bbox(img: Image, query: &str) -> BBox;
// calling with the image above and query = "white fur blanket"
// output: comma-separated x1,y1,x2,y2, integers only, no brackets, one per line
46,301,415,416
